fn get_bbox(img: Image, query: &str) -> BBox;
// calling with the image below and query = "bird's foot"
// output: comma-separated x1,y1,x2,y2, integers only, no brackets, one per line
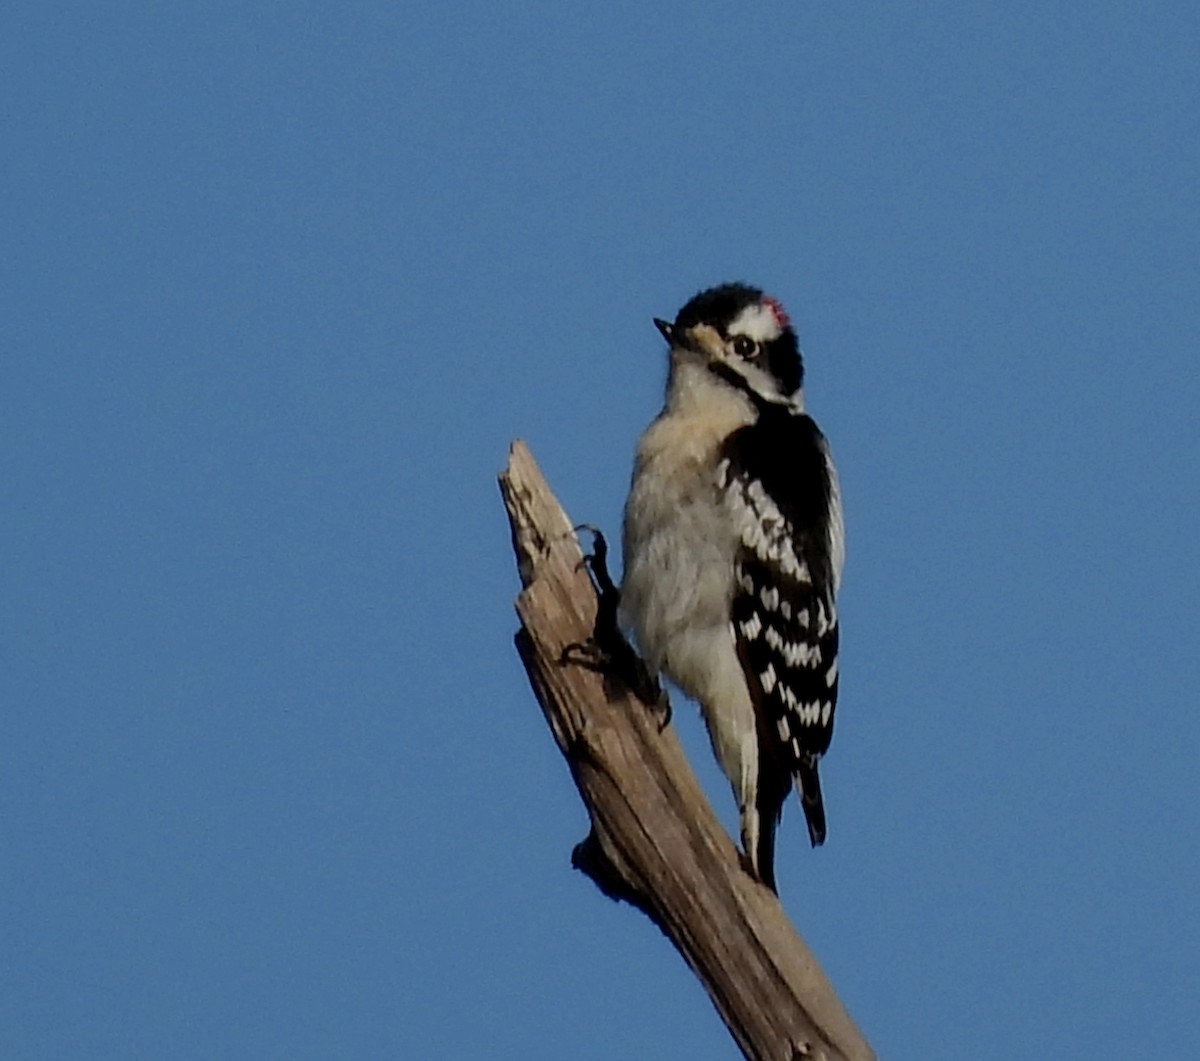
561,524,670,729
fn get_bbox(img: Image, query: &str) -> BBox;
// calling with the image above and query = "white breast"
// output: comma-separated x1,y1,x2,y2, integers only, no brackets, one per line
620,361,752,678
620,372,760,809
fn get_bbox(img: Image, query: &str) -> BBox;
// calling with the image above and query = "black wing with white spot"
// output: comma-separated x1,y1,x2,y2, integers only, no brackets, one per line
720,407,840,856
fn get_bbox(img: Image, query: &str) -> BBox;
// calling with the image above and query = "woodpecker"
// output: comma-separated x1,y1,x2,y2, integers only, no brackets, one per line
620,283,844,892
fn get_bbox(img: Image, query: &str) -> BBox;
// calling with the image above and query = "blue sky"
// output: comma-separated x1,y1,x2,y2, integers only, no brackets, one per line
4,2,1198,1058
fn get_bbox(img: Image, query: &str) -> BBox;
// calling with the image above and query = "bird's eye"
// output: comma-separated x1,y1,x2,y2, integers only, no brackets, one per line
731,336,758,359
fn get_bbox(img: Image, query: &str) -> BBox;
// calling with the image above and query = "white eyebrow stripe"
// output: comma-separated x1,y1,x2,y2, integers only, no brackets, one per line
726,302,781,343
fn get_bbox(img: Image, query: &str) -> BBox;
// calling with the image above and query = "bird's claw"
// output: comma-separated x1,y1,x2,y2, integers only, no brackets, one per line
564,523,670,728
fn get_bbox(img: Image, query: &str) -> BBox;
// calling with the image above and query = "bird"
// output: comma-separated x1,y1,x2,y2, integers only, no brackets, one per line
620,282,844,892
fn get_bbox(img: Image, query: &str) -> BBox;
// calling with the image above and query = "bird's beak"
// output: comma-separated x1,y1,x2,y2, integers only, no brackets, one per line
653,318,674,344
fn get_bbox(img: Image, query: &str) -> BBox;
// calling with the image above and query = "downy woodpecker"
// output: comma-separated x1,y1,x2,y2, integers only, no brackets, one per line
621,283,844,891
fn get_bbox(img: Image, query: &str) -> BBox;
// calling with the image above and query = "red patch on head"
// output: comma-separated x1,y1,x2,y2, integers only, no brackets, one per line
763,296,790,330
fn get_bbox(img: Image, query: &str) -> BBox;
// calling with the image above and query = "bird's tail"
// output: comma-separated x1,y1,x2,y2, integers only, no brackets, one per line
753,810,780,894
797,759,827,847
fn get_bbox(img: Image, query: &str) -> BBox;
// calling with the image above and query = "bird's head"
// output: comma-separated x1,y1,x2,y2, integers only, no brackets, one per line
655,283,803,408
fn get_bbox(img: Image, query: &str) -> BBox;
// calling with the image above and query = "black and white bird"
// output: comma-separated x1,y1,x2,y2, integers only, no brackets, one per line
621,283,844,892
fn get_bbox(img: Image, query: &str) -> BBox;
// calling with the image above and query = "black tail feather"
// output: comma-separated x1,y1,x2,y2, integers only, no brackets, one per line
754,812,780,894
752,761,824,893
752,764,792,894
797,759,827,847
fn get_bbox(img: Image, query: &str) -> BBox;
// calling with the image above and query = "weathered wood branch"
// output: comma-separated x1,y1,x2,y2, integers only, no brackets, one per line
499,440,875,1061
